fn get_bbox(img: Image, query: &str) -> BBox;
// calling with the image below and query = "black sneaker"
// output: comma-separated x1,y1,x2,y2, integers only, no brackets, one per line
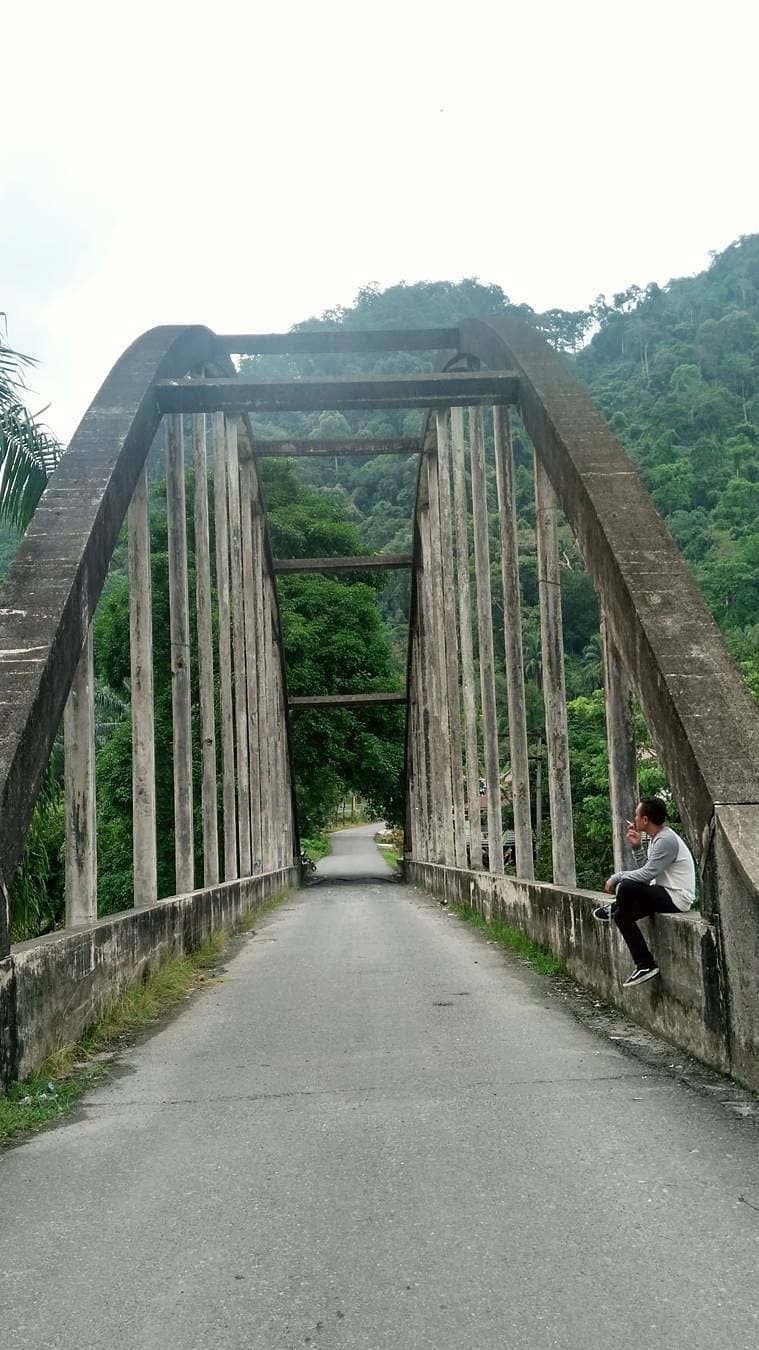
593,905,612,922
623,965,659,988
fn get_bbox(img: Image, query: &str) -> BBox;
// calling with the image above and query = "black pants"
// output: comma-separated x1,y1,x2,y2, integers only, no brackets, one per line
612,880,678,968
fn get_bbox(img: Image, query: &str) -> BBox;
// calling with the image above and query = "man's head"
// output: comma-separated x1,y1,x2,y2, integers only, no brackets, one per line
635,796,667,834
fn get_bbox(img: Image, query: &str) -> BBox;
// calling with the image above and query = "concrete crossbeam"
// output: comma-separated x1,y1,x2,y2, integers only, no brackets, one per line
289,693,406,709
252,437,421,458
274,553,410,569
155,371,519,415
274,554,412,574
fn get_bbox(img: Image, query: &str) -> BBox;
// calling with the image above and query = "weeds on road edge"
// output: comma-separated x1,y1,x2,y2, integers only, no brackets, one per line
375,826,403,870
0,890,290,1146
300,833,331,861
376,845,402,871
449,902,566,976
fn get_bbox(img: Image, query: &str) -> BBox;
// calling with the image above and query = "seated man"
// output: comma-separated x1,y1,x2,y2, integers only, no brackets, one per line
593,796,696,988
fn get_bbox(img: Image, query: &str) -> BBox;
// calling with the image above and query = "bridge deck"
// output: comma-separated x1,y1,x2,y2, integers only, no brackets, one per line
1,827,757,1349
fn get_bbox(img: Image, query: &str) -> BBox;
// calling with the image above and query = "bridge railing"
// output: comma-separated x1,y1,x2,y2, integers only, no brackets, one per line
0,327,298,962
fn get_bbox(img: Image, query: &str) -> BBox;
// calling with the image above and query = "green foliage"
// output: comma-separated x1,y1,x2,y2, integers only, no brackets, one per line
8,775,65,941
0,333,59,532
300,833,331,861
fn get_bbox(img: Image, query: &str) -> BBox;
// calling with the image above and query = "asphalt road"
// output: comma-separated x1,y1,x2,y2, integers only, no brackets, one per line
2,823,758,1349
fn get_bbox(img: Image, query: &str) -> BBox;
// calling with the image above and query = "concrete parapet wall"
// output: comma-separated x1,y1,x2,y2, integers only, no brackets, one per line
710,806,759,1089
2,866,299,1086
408,861,733,1080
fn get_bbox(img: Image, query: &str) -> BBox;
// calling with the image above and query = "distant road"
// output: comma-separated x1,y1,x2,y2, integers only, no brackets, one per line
311,819,394,883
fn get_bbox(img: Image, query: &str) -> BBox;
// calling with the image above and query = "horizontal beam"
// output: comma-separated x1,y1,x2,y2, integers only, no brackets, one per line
274,554,412,573
289,692,407,708
253,437,422,458
155,371,519,415
218,329,459,355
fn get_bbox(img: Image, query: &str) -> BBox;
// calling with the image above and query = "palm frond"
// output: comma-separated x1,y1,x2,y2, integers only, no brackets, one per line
0,401,57,529
94,681,130,748
0,331,61,530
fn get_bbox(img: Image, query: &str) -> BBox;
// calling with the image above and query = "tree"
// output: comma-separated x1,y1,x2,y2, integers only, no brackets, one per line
2,329,63,937
0,330,59,530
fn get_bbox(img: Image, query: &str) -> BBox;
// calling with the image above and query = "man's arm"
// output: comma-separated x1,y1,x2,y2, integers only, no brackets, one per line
610,831,679,887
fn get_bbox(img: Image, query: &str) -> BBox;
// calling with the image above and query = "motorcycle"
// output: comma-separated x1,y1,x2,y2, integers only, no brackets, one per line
300,850,316,878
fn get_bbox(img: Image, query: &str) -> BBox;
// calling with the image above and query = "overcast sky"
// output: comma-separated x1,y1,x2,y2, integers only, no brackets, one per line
3,0,758,443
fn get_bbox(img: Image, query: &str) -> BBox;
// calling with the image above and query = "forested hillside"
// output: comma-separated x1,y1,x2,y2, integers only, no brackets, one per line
578,239,759,638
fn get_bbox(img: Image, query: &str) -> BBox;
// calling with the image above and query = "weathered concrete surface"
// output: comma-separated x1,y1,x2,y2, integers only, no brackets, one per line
712,805,759,1087
409,861,731,1078
0,956,16,1083
2,825,759,1350
3,866,299,1084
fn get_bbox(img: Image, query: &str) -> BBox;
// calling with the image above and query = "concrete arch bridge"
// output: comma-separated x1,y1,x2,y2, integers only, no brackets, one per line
1,318,759,1093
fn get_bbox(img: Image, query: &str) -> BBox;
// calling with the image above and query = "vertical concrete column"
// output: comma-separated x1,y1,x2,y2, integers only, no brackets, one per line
265,581,282,868
424,452,456,865
601,614,639,872
226,419,252,877
406,638,423,859
192,414,219,887
259,571,274,870
280,658,293,867
450,407,482,869
412,618,434,860
419,494,449,862
266,589,280,869
165,413,194,895
128,465,157,906
468,407,504,875
435,411,468,868
411,529,437,862
212,412,237,881
534,451,576,887
492,406,534,880
275,660,294,870
0,886,9,957
240,461,262,872
273,606,289,868
274,601,290,869
64,624,97,925
252,510,272,870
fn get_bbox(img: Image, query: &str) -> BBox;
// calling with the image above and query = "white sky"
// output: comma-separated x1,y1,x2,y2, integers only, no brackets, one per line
2,0,758,443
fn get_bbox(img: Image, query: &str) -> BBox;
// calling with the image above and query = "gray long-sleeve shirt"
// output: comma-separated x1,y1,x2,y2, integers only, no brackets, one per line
610,826,696,911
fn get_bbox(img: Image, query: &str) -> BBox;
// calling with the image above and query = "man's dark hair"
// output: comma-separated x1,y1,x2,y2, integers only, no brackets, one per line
639,796,667,826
